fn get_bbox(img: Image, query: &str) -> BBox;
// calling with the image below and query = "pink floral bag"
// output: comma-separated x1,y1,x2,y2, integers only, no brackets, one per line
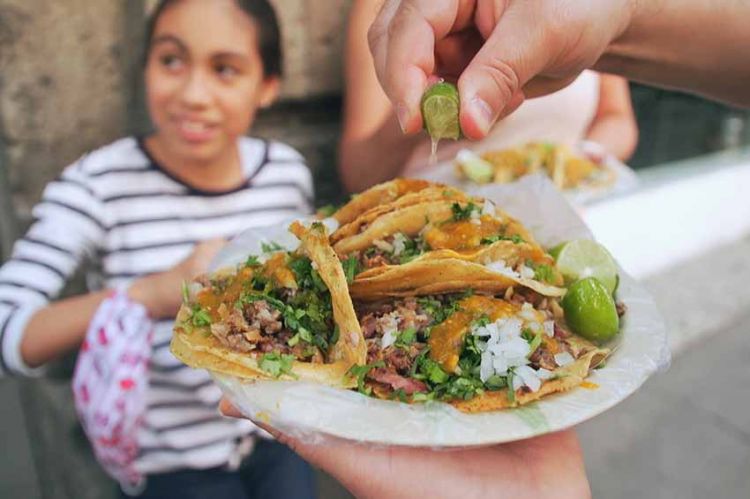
72,289,153,488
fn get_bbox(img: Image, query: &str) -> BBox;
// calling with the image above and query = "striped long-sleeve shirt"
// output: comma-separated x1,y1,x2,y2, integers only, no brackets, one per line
0,136,314,474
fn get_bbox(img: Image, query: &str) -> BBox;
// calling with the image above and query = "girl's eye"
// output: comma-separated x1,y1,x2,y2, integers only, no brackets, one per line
160,54,184,70
215,64,239,79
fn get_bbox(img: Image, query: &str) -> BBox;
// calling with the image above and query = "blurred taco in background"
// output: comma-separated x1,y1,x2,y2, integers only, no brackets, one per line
456,142,616,190
171,222,366,387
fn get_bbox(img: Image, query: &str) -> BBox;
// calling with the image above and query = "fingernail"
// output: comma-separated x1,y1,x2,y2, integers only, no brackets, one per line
468,96,495,136
395,103,411,133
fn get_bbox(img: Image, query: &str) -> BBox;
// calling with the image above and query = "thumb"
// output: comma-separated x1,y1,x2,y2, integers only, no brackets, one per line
458,4,548,139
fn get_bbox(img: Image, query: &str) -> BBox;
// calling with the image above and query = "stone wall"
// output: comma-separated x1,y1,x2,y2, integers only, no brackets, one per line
0,0,353,231
0,0,138,215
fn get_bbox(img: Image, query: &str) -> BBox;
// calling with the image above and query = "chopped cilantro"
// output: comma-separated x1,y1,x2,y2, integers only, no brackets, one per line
191,306,211,327
317,204,338,217
331,325,340,345
528,330,543,354
472,314,490,329
181,281,190,304
533,263,556,284
397,235,429,264
417,294,465,327
463,334,484,357
261,241,284,253
507,371,517,403
240,287,334,352
451,202,478,221
441,376,485,400
480,234,525,245
342,255,360,284
419,357,449,384
348,360,385,395
395,327,417,347
259,353,296,378
521,328,535,342
411,392,435,402
288,256,328,293
392,389,409,403
484,374,507,390
245,255,261,267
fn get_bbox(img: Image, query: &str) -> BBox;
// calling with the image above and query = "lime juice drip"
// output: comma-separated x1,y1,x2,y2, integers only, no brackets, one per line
429,137,439,166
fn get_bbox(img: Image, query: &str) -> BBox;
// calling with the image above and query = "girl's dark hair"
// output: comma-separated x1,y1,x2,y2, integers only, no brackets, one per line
144,0,283,78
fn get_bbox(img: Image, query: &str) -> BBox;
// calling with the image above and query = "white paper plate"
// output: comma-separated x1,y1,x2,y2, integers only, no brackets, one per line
209,176,669,447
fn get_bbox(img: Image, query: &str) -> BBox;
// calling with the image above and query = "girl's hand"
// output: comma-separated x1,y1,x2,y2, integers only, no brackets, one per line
368,0,633,139
129,239,226,318
219,399,591,499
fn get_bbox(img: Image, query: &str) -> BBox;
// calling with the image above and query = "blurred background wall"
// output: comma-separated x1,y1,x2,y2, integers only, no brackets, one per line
1,1,749,497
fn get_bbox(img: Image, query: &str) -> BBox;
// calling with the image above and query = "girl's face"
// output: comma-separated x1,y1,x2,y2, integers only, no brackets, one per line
145,0,279,163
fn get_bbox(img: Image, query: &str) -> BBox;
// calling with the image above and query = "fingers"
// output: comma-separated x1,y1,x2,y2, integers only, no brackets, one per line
369,0,461,133
219,398,243,418
522,74,580,99
458,1,549,139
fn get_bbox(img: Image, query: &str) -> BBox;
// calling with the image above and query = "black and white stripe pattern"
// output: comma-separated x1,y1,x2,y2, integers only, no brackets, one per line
0,136,312,472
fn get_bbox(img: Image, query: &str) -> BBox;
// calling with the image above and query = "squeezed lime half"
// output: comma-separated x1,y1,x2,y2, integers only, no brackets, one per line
562,277,620,342
421,81,461,140
552,239,619,295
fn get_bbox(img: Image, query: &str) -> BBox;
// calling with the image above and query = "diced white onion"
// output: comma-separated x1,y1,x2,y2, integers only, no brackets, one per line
373,239,394,253
536,368,554,380
543,321,555,337
485,259,520,278
482,199,496,217
515,365,542,392
381,329,397,349
391,233,407,256
554,351,575,367
480,351,494,382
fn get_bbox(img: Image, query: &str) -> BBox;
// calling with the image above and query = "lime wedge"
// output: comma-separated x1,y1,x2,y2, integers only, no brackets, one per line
456,149,493,183
553,239,619,295
421,81,461,140
562,277,620,342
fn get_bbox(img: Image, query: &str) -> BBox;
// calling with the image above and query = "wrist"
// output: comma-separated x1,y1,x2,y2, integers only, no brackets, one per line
128,275,165,318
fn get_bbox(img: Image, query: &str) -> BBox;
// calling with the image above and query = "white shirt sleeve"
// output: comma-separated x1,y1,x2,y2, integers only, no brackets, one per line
0,158,106,376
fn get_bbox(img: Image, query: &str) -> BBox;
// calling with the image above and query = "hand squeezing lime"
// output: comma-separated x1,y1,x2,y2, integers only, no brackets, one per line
421,81,461,140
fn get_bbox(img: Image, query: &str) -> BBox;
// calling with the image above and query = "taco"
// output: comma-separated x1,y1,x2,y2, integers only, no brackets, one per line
330,178,434,226
456,142,615,190
330,186,564,299
171,222,366,387
350,291,609,412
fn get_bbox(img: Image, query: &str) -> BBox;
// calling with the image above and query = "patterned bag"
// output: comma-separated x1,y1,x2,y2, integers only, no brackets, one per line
72,289,153,488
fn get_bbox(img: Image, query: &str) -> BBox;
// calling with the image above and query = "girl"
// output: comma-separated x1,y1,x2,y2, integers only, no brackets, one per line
0,1,316,497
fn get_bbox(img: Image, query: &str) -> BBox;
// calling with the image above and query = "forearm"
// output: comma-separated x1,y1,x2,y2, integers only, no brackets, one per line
585,115,638,161
20,273,175,368
599,0,750,107
20,290,111,368
338,114,423,193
